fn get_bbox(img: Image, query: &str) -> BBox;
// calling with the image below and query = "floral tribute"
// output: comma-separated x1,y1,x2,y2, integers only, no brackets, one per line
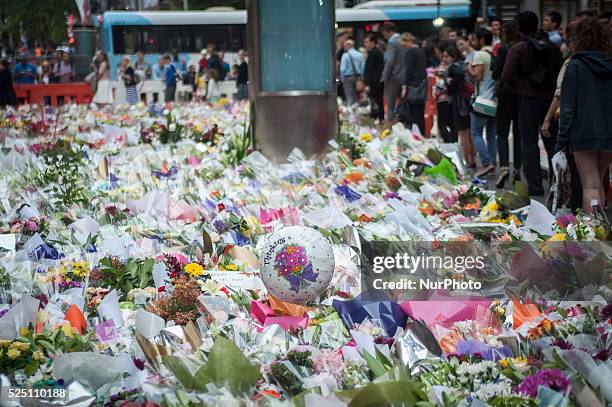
274,244,318,293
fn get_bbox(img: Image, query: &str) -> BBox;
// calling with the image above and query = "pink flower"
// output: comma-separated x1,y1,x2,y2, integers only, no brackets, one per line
24,220,38,232
312,349,345,376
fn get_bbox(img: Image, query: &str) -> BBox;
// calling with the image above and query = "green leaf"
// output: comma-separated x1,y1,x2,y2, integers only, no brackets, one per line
161,355,199,389
347,381,427,407
191,336,260,393
362,351,388,378
24,361,40,377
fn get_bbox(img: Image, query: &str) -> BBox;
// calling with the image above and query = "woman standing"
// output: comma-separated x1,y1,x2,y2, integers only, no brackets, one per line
121,57,138,105
93,52,112,106
493,21,522,188
434,43,456,142
0,59,17,108
443,44,476,167
556,17,612,213
54,52,74,84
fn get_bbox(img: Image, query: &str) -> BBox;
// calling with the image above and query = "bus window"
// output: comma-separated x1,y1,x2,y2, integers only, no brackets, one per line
139,28,158,54
228,26,245,52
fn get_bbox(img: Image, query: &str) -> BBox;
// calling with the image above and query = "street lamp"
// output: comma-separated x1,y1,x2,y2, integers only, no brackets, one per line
432,0,444,27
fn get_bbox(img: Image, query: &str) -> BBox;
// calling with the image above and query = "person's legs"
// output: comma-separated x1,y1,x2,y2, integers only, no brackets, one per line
485,116,497,167
496,97,511,168
437,102,451,142
410,103,425,135
385,81,401,124
374,83,385,121
470,112,492,167
343,76,357,106
597,152,612,205
574,151,602,211
519,96,545,195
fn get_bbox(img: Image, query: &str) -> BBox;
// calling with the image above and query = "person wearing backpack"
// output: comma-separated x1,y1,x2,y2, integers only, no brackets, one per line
555,18,612,213
502,11,563,196
468,28,498,178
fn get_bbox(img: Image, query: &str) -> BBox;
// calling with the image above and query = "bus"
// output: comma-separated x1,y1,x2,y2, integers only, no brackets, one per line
101,2,476,78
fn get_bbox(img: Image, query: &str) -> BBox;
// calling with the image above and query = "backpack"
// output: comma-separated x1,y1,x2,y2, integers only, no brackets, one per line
524,37,562,91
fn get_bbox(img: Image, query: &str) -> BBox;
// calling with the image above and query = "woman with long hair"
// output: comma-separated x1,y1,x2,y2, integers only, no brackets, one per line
93,51,112,106
443,44,476,167
493,21,523,188
556,17,612,214
120,56,138,105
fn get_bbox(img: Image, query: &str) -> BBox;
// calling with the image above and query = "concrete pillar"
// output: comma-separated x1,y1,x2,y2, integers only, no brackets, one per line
247,0,337,160
521,0,540,18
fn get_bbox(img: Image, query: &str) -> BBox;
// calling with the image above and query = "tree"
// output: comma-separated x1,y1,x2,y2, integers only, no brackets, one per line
0,0,78,46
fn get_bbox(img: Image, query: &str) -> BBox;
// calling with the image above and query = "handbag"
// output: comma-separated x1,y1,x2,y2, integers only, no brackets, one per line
347,52,365,92
84,70,98,93
471,95,497,117
406,78,427,103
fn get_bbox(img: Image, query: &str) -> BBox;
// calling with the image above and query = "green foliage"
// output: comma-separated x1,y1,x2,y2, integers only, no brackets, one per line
93,256,155,300
0,0,78,45
30,140,90,209
162,337,260,393
221,119,251,167
158,113,184,144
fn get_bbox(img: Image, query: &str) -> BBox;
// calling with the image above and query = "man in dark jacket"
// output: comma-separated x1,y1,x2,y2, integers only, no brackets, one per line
363,34,384,121
502,11,563,196
380,22,406,126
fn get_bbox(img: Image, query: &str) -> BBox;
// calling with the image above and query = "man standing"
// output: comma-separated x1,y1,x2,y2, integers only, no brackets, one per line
543,11,563,47
489,17,503,45
162,54,177,102
218,51,230,81
339,39,364,107
380,22,406,126
400,32,427,134
13,57,37,84
135,50,152,80
468,28,497,178
235,49,248,101
363,34,384,121
502,11,562,196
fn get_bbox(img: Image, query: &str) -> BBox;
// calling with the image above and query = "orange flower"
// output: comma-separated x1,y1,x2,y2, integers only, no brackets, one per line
359,213,372,223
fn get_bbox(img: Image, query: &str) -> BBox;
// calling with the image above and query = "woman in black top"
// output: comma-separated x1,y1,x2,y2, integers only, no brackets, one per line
121,57,138,105
493,21,522,188
363,34,384,121
0,59,17,108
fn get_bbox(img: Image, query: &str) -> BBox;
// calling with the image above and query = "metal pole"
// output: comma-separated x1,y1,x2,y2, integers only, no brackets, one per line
481,0,488,19
183,0,188,11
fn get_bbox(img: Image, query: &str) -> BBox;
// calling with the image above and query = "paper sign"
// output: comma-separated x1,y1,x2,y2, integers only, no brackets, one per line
135,309,165,338
152,262,168,290
98,289,124,327
0,295,40,340
0,234,16,252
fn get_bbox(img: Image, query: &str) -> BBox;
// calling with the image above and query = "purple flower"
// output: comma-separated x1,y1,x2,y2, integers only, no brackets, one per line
593,348,610,362
556,213,577,228
132,357,146,370
551,338,574,350
601,303,612,322
517,368,570,398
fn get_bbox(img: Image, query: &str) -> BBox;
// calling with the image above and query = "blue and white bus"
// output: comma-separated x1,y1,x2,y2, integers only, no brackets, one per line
101,1,476,78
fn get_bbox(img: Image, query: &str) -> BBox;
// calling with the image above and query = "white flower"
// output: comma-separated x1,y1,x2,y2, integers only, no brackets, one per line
169,123,177,132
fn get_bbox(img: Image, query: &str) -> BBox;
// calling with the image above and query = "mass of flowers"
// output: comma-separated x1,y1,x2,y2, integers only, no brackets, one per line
0,100,609,406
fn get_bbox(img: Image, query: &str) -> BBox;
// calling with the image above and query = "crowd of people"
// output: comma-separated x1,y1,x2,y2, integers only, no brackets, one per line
0,44,248,107
86,44,248,106
337,10,612,214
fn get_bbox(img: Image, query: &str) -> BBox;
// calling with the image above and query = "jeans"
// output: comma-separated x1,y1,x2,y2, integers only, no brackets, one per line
470,112,497,167
236,83,248,101
385,80,402,121
342,75,358,106
518,96,556,195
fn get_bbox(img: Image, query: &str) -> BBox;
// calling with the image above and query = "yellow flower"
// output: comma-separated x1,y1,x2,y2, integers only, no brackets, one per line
548,232,566,242
71,260,90,277
19,327,30,336
32,350,45,361
380,128,391,140
486,202,501,212
11,341,30,351
0,340,11,348
7,348,21,359
224,263,238,271
185,262,205,278
360,133,373,142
